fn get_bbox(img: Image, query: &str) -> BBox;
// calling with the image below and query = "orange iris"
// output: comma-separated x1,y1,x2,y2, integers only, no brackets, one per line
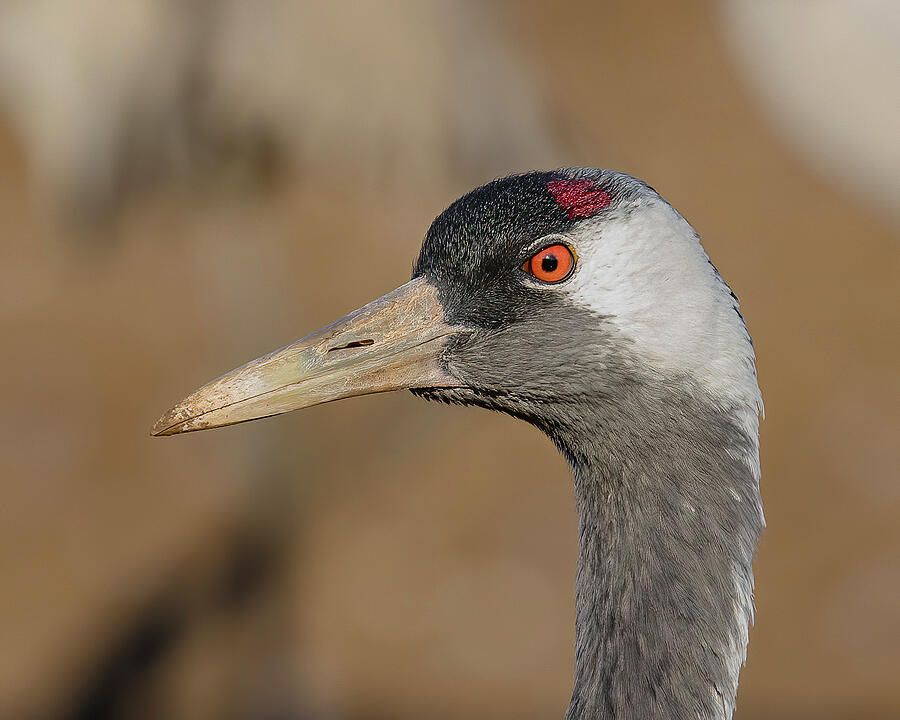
524,243,575,283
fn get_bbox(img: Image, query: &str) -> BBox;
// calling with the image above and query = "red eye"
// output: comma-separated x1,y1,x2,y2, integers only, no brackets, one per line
523,243,575,283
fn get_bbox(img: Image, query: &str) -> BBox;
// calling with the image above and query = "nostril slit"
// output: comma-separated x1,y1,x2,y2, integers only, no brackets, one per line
328,339,375,352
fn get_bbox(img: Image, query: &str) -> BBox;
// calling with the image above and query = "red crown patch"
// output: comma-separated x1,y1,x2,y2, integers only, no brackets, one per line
547,179,612,219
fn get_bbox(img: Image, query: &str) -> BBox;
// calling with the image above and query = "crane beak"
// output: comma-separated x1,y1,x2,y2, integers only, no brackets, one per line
152,277,463,436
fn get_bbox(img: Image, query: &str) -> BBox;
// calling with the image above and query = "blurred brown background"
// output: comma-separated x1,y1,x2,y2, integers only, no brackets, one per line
1,1,897,719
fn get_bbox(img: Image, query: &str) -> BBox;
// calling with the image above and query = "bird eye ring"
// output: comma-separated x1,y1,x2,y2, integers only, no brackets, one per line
522,243,576,283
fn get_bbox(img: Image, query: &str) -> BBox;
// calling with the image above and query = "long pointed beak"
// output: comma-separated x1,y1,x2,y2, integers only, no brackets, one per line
152,277,463,436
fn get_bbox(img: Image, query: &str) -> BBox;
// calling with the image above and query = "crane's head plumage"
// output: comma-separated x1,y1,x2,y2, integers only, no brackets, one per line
411,169,760,444
152,167,760,455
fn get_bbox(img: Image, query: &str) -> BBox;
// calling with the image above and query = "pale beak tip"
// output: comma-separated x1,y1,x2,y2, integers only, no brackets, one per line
151,404,193,437
151,414,176,437
151,422,173,437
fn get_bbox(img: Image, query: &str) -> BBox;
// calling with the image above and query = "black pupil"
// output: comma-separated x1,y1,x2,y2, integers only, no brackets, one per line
541,253,558,273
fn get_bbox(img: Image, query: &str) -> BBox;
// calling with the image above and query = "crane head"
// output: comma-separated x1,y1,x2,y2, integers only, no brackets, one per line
152,169,758,437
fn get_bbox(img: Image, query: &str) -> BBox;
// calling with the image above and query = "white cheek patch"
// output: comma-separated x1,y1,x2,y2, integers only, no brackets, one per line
562,199,763,443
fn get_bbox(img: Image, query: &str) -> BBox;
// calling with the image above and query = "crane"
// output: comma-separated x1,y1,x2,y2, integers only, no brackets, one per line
153,168,764,720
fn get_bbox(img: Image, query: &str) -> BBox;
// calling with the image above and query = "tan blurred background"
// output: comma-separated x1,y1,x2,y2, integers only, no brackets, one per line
1,1,897,718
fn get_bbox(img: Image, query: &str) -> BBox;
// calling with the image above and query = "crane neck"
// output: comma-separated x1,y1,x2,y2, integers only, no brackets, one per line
549,385,762,720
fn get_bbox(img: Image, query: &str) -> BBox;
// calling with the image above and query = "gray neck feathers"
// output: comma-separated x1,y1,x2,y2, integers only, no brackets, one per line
548,380,762,720
426,296,763,719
